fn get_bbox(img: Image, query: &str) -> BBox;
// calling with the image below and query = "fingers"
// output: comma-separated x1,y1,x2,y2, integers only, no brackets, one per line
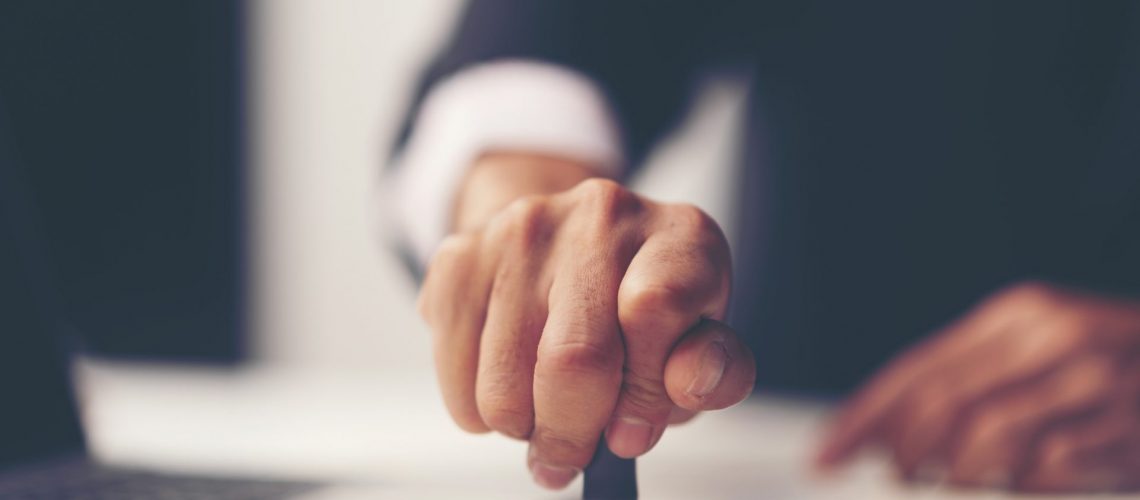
884,337,1086,479
607,205,732,458
529,183,638,488
1018,411,1138,492
668,406,699,425
419,233,497,433
663,318,755,410
423,179,745,490
1017,360,1140,493
945,356,1114,488
529,270,625,488
474,199,553,439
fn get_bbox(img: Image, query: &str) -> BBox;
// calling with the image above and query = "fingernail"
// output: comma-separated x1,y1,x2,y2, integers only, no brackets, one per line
687,341,727,398
607,416,655,457
530,462,579,490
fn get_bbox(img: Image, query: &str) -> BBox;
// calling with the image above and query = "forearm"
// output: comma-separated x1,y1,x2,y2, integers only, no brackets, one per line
451,151,604,233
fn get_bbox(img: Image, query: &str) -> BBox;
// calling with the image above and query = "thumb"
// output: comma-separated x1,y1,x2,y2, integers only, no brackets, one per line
664,318,756,411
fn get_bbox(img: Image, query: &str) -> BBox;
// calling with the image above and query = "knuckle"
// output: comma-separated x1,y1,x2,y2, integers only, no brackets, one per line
619,370,670,415
665,204,721,240
573,178,636,216
575,177,624,199
665,203,730,253
476,365,534,438
540,340,622,377
663,205,730,263
506,195,548,228
491,196,549,246
532,430,594,465
620,280,695,326
427,234,478,279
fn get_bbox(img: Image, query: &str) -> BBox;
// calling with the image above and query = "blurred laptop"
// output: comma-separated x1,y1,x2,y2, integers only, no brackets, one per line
0,110,320,499
0,0,248,362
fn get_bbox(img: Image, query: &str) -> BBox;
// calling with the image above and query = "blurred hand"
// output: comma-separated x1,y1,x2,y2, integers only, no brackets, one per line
418,153,755,490
817,281,1140,493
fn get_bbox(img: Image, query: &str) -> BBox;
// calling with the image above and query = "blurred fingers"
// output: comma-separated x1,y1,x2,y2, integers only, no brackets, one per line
944,356,1115,488
1016,360,1140,492
1017,411,1138,493
885,345,1106,481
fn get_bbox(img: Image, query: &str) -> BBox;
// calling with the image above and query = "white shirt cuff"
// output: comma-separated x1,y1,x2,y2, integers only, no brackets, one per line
386,60,623,266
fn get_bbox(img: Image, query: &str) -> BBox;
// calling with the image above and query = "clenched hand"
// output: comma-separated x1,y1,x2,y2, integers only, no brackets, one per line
417,155,755,490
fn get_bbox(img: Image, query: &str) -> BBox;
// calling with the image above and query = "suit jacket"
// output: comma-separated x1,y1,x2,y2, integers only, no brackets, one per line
399,0,1140,395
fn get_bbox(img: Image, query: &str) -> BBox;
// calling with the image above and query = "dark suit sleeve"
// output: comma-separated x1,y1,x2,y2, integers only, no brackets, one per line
391,0,723,171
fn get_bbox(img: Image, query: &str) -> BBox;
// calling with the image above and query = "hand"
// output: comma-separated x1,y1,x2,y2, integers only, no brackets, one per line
418,155,755,490
817,281,1140,493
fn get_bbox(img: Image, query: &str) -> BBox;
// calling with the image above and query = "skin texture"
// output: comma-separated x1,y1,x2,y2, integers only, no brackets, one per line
418,152,755,489
816,281,1140,493
419,152,1140,493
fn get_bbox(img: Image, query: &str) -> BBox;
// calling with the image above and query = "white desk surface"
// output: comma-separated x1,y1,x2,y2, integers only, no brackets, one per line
76,360,1135,499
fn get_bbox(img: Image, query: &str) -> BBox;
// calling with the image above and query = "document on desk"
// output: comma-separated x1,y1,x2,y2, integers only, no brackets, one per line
84,364,1134,500
306,397,1123,500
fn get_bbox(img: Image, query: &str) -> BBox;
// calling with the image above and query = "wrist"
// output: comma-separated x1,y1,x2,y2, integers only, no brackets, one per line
452,151,603,232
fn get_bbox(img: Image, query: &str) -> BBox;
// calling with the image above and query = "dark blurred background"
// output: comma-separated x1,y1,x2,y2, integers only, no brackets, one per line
0,0,710,490
0,1,245,361
0,0,733,368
